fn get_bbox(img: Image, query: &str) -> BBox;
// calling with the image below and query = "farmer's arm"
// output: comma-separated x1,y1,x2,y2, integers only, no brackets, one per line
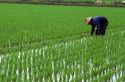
91,25,95,35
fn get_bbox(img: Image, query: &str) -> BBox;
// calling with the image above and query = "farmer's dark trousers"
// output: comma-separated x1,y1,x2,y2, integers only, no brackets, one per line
96,20,108,35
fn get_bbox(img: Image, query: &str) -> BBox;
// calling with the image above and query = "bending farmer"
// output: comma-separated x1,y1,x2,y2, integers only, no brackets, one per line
85,16,108,35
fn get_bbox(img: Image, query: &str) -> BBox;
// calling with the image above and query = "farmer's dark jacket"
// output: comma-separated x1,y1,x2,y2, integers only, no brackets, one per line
90,16,108,35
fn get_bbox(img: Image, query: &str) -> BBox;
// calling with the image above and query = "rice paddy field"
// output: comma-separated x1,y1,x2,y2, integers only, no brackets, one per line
0,3,125,82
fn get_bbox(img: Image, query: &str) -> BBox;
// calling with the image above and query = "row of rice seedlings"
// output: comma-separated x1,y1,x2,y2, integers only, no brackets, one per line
76,29,125,81
1,54,124,82
1,39,79,80
1,28,125,81
0,36,97,82
91,63,125,82
85,49,125,81
116,64,125,81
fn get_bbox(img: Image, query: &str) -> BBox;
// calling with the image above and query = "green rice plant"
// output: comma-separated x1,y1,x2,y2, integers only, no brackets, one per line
0,3,125,82
0,3,125,54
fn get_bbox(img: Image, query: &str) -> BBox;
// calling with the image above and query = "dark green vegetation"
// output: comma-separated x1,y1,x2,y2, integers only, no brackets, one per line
0,3,125,53
0,3,125,82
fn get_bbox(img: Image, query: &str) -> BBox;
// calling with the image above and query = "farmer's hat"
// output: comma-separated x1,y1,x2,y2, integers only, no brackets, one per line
85,17,92,24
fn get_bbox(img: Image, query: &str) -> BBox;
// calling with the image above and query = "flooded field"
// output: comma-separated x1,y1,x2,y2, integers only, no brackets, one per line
1,29,125,82
0,4,125,82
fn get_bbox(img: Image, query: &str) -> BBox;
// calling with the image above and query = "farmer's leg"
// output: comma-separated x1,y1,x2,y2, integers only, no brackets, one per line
95,29,100,35
100,22,108,35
